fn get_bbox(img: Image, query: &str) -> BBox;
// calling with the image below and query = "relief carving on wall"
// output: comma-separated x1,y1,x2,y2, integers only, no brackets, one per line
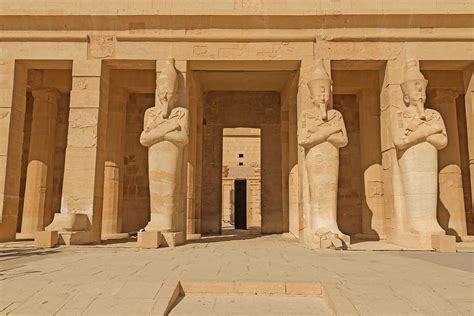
68,111,98,148
88,35,115,58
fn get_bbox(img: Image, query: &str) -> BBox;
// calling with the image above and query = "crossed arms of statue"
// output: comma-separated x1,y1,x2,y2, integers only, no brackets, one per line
391,110,447,151
298,110,348,149
140,108,189,147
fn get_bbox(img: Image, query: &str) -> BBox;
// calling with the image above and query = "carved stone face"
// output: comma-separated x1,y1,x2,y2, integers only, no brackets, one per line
310,81,331,120
158,89,177,118
402,80,427,119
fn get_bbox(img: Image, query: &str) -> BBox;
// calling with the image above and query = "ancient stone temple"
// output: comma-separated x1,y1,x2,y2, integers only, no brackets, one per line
0,1,472,251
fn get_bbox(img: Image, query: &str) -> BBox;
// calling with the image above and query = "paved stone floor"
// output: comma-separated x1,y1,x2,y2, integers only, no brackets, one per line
0,234,473,315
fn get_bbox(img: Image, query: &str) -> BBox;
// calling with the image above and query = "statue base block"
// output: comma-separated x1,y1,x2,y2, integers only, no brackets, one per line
138,231,161,248
431,234,456,253
58,231,97,245
389,232,456,251
161,232,185,247
34,231,58,248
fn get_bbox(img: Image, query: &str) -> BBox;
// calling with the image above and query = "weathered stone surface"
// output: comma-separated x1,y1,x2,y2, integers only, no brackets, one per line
34,230,58,248
137,230,161,248
431,234,457,253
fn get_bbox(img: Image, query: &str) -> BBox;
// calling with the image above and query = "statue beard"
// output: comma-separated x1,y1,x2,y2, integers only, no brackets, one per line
319,102,328,121
160,99,173,119
415,100,426,120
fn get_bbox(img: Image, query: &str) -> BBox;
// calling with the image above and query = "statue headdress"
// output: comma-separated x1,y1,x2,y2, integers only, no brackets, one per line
157,57,178,99
307,59,332,97
401,60,427,95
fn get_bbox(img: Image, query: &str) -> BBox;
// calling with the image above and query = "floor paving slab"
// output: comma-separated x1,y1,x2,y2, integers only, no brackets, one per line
0,234,472,315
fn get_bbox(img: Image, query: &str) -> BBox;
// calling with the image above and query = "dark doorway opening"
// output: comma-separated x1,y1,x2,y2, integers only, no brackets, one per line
234,179,247,229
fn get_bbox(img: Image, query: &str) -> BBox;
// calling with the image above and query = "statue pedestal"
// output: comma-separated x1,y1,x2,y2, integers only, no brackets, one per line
390,232,456,251
161,231,185,247
34,231,58,248
431,235,456,253
138,231,161,248
45,213,97,245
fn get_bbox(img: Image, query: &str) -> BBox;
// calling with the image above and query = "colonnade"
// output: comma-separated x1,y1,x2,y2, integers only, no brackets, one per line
0,57,472,250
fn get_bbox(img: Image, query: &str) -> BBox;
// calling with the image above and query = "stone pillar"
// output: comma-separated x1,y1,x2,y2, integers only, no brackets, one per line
175,60,189,241
17,88,59,239
431,89,468,238
464,70,474,233
187,71,203,238
358,88,385,239
0,60,27,241
380,58,408,246
101,89,128,240
261,124,283,234
46,60,106,245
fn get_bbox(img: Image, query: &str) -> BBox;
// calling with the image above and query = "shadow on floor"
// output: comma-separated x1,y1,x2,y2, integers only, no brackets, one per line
100,236,137,245
0,248,61,262
398,251,474,273
188,229,263,244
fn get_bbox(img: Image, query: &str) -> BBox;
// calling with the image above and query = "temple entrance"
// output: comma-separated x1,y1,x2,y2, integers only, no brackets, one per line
234,180,247,230
187,61,299,236
221,127,261,231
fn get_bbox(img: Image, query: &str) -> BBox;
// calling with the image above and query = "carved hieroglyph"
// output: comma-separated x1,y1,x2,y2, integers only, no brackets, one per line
391,60,448,235
140,58,189,232
298,60,349,249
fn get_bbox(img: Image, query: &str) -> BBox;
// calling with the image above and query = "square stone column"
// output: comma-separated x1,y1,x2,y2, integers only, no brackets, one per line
380,58,409,246
17,88,60,239
464,70,474,233
358,88,385,239
431,89,467,239
101,88,128,240
46,60,107,245
0,60,27,241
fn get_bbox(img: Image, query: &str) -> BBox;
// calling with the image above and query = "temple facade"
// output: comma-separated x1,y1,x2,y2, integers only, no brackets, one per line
0,1,472,250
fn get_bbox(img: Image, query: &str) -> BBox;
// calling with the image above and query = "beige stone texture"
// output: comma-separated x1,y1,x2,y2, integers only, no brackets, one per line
0,235,473,315
140,58,189,240
431,234,457,253
0,1,471,252
45,60,105,244
34,230,58,248
101,88,128,240
18,88,60,239
137,230,161,249
298,59,350,249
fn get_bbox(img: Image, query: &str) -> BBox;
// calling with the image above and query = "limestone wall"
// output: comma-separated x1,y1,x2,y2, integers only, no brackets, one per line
0,2,472,246
122,94,153,233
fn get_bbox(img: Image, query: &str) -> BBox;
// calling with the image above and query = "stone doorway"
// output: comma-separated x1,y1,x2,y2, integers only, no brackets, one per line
221,127,261,231
187,61,299,236
234,179,247,230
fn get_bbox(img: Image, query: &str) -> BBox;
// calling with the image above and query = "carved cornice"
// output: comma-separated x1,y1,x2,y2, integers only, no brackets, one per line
0,33,471,43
